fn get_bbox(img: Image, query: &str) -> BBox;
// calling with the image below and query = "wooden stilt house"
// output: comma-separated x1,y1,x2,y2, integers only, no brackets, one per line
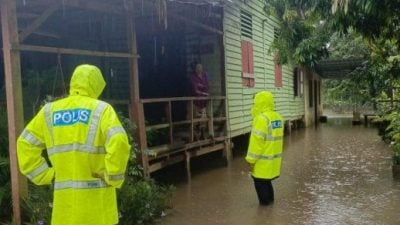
1,1,323,223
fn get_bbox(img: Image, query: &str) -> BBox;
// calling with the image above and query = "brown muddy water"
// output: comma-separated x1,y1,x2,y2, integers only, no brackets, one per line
158,118,400,225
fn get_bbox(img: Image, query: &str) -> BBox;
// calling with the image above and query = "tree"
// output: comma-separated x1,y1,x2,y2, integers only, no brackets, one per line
269,0,400,112
266,0,332,67
331,0,400,45
323,31,373,111
268,0,400,66
328,31,370,59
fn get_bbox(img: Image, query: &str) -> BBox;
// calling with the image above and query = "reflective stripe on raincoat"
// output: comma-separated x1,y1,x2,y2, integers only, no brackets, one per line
246,91,284,179
17,64,131,225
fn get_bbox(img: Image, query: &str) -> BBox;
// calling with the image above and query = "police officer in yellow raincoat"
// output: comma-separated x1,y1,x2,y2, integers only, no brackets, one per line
246,91,284,205
17,64,131,225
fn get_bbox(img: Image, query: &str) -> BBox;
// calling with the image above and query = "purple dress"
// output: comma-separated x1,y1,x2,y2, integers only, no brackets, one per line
191,72,209,108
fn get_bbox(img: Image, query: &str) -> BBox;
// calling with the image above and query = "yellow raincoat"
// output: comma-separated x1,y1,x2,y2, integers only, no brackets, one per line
17,64,131,225
245,91,284,179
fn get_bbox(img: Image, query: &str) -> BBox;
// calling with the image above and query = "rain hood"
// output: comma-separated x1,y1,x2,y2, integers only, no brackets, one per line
251,91,275,118
69,64,106,99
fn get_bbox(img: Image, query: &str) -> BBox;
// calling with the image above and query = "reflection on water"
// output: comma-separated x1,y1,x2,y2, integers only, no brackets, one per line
160,117,400,225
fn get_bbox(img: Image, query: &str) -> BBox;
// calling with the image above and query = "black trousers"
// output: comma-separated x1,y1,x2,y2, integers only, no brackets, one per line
252,176,274,205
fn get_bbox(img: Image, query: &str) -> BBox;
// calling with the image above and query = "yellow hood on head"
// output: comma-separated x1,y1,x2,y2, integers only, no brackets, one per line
251,91,275,118
69,64,106,99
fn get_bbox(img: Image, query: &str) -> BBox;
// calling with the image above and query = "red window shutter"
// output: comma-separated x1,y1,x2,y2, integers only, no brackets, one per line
242,40,255,87
248,42,254,74
275,63,282,87
241,40,249,73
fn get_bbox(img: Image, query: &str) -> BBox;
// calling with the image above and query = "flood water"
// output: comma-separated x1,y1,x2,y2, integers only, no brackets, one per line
159,118,400,225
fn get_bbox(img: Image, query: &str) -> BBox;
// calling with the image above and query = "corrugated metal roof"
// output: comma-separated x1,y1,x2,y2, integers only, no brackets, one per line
316,58,367,79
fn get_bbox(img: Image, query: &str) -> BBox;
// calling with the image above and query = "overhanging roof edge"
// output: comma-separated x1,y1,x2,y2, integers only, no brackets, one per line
316,58,368,79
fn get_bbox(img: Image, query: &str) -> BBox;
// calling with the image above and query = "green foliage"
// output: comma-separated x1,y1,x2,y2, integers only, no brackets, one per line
393,143,400,165
267,0,400,113
324,0,400,79
330,0,400,48
146,127,167,147
377,108,400,165
116,111,145,182
292,29,330,67
322,31,400,112
0,157,11,222
117,113,174,225
117,111,137,145
267,0,400,71
0,108,8,156
118,181,173,225
21,185,53,225
385,111,400,141
267,0,332,67
323,79,358,110
328,32,370,59
0,108,12,222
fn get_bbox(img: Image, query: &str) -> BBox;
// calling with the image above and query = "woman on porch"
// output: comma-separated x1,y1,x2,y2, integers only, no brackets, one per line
190,62,210,140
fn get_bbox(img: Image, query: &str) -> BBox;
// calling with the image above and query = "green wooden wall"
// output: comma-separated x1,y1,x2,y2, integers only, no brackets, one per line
223,0,305,137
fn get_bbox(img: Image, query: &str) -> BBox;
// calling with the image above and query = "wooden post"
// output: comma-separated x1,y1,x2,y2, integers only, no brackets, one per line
208,99,214,138
286,121,292,135
189,100,194,142
224,139,232,166
223,98,232,165
126,12,149,178
185,151,191,181
167,101,173,144
1,0,27,224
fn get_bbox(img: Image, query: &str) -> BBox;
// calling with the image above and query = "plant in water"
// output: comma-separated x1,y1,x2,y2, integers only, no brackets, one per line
21,185,53,225
384,109,400,165
118,180,174,225
392,143,400,165
117,112,174,225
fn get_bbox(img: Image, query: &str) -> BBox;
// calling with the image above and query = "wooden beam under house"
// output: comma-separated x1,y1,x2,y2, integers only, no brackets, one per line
17,44,139,58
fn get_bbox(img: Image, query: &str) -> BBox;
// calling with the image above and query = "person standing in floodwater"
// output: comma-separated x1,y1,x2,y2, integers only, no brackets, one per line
16,64,131,225
190,62,210,140
246,91,284,205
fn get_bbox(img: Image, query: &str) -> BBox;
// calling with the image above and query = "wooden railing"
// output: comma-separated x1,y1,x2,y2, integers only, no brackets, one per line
139,96,227,157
